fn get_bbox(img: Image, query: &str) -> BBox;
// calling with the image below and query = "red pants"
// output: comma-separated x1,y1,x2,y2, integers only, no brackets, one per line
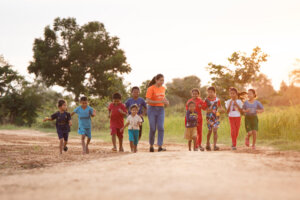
229,117,241,147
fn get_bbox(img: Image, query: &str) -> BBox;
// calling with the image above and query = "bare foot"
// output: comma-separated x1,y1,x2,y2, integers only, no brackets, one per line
86,145,89,154
119,147,124,152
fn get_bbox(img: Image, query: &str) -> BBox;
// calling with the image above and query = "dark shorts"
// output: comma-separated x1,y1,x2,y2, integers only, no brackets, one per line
245,115,258,132
57,131,69,141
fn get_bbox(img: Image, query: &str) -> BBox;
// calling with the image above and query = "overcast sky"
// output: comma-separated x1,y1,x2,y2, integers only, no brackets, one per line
1,0,300,91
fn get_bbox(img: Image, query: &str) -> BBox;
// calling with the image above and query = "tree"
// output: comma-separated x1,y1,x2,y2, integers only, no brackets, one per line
28,17,131,101
139,80,150,99
251,73,275,99
207,47,268,100
289,59,300,86
166,76,202,104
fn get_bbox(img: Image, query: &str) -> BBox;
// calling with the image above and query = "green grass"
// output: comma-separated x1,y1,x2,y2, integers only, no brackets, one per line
1,105,300,151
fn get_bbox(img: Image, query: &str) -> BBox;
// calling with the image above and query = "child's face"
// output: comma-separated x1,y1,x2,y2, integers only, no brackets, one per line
60,103,67,111
80,101,88,108
156,77,164,86
113,99,121,104
207,90,216,98
188,104,196,112
131,89,140,99
230,90,237,99
192,91,200,99
248,91,255,99
131,107,138,115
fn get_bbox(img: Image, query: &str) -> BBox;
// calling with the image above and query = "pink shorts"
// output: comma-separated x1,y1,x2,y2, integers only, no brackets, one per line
110,127,124,138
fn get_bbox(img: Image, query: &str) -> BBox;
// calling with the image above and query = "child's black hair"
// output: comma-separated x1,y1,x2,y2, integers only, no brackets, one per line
191,88,200,94
58,100,66,107
248,89,257,98
130,104,139,110
80,96,88,102
207,86,216,93
112,92,122,100
187,101,196,107
131,86,140,93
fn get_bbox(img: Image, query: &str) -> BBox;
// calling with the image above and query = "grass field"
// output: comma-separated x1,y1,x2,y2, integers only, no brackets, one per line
1,105,300,151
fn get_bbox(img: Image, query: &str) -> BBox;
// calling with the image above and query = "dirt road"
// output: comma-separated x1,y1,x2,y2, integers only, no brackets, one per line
1,130,300,200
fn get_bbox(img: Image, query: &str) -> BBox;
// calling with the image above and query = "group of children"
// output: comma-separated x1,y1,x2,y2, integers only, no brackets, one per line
44,85,264,154
184,86,264,152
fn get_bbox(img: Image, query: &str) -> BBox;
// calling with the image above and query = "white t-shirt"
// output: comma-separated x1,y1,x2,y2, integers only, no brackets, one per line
126,114,143,130
225,99,243,117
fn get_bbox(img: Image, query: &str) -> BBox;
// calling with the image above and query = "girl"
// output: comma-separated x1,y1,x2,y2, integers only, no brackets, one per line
242,89,264,149
121,104,143,153
146,74,169,152
185,101,198,151
185,88,205,151
203,86,224,151
225,88,243,150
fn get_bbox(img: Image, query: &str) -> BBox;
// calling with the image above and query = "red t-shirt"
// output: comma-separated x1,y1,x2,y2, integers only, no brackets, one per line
185,98,205,122
108,103,127,128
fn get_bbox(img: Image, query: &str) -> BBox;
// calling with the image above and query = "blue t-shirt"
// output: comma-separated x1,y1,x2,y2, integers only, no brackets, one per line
186,110,198,128
125,97,147,115
51,111,71,132
73,105,94,128
242,100,264,116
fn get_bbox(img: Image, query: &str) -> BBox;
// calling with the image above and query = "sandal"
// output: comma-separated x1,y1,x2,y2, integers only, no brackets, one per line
199,146,205,151
149,147,154,152
206,145,211,151
63,146,68,152
158,147,166,152
112,147,117,152
214,146,220,151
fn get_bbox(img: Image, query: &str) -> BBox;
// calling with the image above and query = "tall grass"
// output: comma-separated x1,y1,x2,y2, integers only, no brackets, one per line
3,104,300,150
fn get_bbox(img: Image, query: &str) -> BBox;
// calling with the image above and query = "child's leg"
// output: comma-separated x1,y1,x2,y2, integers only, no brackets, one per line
118,136,123,151
130,141,134,152
206,129,212,146
213,127,218,148
193,136,197,150
252,130,257,147
188,140,192,151
112,134,117,150
86,138,91,154
229,117,235,146
196,120,203,148
59,138,63,154
134,130,139,153
81,135,86,154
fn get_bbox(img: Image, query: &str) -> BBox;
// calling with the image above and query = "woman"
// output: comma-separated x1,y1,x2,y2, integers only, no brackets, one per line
146,74,169,152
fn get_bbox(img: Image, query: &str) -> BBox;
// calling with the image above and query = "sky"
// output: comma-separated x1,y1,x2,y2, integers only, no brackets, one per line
1,0,300,92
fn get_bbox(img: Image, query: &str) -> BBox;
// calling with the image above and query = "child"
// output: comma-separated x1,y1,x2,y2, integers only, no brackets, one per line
184,101,198,151
71,96,96,155
242,89,264,149
203,86,224,151
108,92,127,152
225,87,243,150
125,86,147,140
121,104,143,153
43,100,72,154
185,88,205,151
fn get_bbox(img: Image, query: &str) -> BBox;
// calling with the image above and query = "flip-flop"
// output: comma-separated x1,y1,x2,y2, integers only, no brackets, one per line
199,146,205,151
214,146,220,151
63,146,68,152
206,145,211,151
112,147,117,152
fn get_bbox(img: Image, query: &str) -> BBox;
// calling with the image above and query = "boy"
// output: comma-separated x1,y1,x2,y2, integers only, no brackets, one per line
108,93,127,152
43,100,72,154
125,86,147,140
185,101,198,151
203,86,224,151
121,104,143,153
71,96,96,155
185,88,205,151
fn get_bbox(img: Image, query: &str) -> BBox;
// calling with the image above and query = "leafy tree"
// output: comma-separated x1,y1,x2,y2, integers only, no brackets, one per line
251,73,275,99
28,17,131,101
289,59,300,86
139,80,150,99
207,47,268,100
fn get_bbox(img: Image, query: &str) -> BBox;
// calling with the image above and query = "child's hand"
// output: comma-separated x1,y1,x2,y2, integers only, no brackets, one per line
92,109,96,117
69,121,72,126
118,109,126,115
120,127,124,132
43,117,49,122
243,109,250,113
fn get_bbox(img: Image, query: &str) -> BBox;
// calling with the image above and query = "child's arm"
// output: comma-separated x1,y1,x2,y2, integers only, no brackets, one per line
70,112,76,117
120,122,130,132
108,110,111,119
43,117,53,122
226,100,232,114
91,109,96,117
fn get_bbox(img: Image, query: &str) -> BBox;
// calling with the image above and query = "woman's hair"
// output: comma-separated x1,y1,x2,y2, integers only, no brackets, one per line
207,86,216,93
58,100,66,107
229,87,247,101
191,88,200,95
148,74,164,88
248,89,257,98
80,96,88,102
112,92,122,100
130,104,139,110
131,86,140,93
187,101,196,107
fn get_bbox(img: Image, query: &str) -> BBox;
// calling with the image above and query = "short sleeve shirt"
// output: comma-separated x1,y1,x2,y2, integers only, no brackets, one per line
225,99,243,117
186,111,198,128
242,100,264,116
146,85,166,107
51,111,71,132
125,97,147,115
108,103,127,128
185,98,205,120
126,115,143,130
73,106,94,128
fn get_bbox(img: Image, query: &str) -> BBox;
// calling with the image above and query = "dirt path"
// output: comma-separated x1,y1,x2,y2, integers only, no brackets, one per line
1,130,300,200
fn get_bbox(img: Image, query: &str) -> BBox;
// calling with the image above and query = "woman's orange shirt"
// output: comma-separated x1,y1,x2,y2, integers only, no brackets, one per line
146,85,166,107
